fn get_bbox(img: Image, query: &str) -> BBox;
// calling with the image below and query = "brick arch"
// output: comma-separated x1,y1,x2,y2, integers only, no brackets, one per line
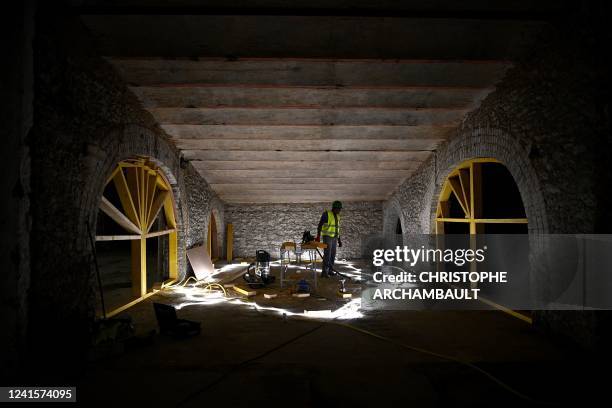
428,127,549,235
85,124,187,280
425,127,575,334
204,200,225,259
383,197,405,239
27,122,190,372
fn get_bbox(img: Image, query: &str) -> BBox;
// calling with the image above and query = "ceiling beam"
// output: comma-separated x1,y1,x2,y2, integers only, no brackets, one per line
112,59,510,87
163,124,454,140
182,150,431,161
133,85,492,109
150,107,467,126
194,160,420,170
199,176,407,185
219,194,390,203
198,169,413,179
211,183,397,193
175,138,441,151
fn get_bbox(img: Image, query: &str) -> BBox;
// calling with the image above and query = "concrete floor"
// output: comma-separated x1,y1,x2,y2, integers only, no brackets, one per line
79,261,608,407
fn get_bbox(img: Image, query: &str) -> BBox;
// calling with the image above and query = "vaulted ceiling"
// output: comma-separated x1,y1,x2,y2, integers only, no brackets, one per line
75,0,560,203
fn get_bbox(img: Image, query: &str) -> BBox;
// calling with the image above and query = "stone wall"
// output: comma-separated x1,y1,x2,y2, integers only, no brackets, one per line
226,202,383,259
23,8,222,379
383,159,436,238
385,9,612,348
182,164,225,252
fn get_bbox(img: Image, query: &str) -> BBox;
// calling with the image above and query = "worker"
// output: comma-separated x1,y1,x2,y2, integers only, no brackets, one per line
316,201,343,278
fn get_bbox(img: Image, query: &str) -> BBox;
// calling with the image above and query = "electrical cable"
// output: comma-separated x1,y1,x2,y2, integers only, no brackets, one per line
163,276,197,289
159,276,190,289
176,320,326,407
176,312,556,406
196,282,228,297
327,320,557,406
171,259,552,406
176,290,361,406
180,276,199,287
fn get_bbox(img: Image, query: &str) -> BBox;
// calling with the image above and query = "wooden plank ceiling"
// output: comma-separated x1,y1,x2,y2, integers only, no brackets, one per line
79,1,553,203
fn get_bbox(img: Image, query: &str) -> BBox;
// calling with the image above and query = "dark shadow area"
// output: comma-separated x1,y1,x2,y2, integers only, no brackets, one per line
481,163,527,220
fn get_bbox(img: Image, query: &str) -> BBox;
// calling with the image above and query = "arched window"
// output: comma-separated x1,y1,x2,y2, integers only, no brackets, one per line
95,158,178,317
435,158,527,234
435,158,531,323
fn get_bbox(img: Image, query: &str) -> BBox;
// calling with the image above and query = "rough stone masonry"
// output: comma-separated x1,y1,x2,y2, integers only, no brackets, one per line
226,201,383,259
384,6,612,348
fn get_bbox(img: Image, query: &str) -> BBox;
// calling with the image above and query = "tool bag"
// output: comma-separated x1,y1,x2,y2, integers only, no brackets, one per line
302,231,315,244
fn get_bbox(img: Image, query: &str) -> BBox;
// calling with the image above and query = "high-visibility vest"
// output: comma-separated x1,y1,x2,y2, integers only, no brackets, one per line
321,210,340,238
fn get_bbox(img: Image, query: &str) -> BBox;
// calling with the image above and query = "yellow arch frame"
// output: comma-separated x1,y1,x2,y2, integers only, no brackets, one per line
435,158,528,234
435,158,531,324
97,157,178,317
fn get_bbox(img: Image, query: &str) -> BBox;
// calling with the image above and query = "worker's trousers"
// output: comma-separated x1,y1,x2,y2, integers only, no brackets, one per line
322,235,337,275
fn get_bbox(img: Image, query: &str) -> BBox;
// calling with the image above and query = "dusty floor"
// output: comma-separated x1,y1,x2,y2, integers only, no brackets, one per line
79,261,608,407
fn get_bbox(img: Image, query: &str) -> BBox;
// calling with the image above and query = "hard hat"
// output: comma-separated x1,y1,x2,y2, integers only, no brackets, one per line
332,200,343,209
